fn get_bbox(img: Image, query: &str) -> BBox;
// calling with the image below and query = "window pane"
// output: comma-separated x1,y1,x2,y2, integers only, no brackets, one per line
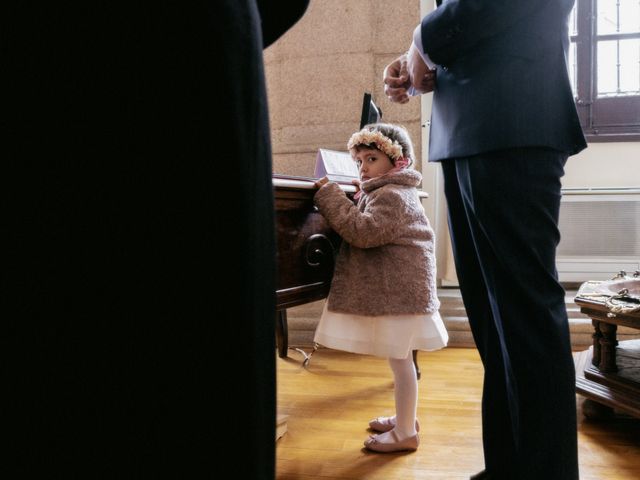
569,3,578,36
597,0,640,35
569,41,578,96
598,40,618,94
620,38,640,93
619,0,640,34
598,39,640,95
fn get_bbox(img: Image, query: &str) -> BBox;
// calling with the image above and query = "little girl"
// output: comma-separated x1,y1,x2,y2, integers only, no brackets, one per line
313,122,448,453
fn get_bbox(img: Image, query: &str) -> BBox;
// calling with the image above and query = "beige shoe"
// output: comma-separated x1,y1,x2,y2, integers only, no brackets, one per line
368,416,420,433
363,430,419,453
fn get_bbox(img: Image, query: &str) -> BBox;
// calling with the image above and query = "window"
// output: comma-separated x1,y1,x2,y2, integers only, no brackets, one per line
569,0,640,141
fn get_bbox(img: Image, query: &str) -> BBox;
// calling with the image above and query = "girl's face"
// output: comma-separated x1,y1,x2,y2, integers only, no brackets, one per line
354,147,395,181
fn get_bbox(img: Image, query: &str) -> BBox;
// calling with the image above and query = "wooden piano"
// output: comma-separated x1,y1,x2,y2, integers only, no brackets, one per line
273,174,427,377
273,174,351,358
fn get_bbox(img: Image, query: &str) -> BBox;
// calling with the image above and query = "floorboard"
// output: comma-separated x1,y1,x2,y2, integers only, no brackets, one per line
276,348,640,479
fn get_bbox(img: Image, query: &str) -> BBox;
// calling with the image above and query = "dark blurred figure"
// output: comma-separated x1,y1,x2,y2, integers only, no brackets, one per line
5,1,308,478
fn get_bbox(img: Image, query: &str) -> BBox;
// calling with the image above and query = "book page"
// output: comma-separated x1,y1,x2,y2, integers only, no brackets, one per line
314,149,359,183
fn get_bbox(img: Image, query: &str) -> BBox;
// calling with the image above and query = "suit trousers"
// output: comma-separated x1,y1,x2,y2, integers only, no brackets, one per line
441,148,579,480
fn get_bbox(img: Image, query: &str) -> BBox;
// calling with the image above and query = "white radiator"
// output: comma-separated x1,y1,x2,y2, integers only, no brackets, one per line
557,188,640,282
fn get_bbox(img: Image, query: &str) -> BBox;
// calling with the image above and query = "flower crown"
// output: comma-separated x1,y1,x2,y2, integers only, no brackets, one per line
347,129,404,161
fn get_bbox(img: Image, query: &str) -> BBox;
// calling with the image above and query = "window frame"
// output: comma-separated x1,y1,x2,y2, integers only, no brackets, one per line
572,0,640,142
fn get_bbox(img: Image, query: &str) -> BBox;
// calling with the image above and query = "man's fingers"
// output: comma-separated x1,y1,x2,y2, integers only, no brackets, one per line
418,70,436,93
383,56,409,87
399,59,409,80
386,91,410,103
385,75,409,88
420,77,435,89
382,54,415,103
384,84,408,97
383,66,409,87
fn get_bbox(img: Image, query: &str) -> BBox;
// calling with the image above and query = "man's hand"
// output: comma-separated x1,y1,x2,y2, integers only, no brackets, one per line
383,54,411,104
407,42,436,94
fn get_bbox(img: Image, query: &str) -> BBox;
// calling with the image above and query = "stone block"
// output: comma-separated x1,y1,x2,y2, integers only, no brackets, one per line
267,54,374,131
264,0,373,61
372,0,422,53
273,121,358,155
273,151,318,177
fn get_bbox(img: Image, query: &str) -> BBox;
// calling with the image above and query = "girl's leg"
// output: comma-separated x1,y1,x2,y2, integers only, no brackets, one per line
373,354,418,443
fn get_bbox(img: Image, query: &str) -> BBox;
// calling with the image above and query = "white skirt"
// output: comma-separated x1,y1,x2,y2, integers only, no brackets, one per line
313,302,449,359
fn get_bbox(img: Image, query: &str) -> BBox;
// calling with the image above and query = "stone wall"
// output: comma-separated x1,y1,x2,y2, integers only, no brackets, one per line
264,0,422,176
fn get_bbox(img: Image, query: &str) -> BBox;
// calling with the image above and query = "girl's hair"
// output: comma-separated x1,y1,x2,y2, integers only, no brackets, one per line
348,123,415,167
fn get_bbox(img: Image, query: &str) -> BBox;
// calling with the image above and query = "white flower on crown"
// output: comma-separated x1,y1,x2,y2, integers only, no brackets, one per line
347,129,404,161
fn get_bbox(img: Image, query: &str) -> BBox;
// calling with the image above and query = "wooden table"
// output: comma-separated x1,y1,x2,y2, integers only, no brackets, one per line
273,174,427,377
574,286,640,418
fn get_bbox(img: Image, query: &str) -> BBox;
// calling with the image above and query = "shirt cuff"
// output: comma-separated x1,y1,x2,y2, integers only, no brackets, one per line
413,25,436,70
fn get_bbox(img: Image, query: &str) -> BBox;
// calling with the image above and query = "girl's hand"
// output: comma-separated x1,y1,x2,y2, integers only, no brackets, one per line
351,178,362,200
315,176,330,188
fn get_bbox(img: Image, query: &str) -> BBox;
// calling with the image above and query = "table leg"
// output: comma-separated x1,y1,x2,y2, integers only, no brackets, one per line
582,398,615,420
276,309,288,358
598,322,618,373
592,319,602,367
412,350,420,380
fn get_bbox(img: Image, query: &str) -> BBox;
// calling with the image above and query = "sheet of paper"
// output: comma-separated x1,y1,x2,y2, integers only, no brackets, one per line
314,148,359,183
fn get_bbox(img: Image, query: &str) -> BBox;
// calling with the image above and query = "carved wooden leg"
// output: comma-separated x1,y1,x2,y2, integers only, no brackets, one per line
598,322,618,373
592,319,602,367
582,398,615,420
275,309,289,358
412,350,420,380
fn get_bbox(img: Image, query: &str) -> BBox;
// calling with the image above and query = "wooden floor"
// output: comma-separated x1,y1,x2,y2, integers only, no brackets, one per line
276,347,640,480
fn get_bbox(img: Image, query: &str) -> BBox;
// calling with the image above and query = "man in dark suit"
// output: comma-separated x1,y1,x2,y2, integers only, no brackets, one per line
384,1,586,479
7,1,307,478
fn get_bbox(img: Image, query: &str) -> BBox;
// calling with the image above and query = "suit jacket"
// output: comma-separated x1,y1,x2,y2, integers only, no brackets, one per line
420,0,587,161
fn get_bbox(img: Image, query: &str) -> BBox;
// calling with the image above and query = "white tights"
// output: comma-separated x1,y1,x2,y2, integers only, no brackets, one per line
387,354,418,439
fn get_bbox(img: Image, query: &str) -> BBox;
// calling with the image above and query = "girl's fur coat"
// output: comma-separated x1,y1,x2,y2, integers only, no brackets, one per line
314,169,440,316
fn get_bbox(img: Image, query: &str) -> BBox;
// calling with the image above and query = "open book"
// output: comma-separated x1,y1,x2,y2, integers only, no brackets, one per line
314,148,359,184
